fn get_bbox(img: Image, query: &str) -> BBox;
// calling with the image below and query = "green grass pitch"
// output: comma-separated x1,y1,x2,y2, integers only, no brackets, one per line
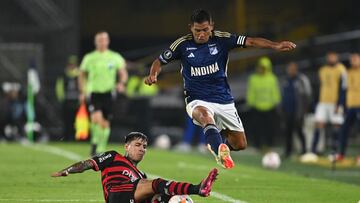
0,142,359,203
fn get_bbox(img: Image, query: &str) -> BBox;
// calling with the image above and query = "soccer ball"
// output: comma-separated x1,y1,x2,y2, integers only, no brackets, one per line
154,134,171,150
262,152,281,169
168,195,194,203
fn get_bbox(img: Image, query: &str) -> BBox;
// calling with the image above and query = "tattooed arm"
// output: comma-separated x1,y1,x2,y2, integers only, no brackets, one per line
51,159,95,177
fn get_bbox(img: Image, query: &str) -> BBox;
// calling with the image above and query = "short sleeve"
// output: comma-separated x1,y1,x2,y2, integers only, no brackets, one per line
226,34,247,50
91,150,117,171
158,35,190,65
115,53,126,70
80,54,90,72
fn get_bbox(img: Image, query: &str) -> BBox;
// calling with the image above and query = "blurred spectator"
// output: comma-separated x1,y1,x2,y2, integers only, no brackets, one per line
126,67,159,139
311,51,347,154
337,53,360,160
281,62,312,158
56,55,80,141
1,82,25,141
246,57,281,150
174,115,207,153
126,67,159,98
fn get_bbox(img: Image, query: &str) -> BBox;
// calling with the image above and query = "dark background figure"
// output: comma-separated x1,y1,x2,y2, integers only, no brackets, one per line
56,55,80,141
1,82,25,141
281,62,312,158
125,66,159,142
338,53,360,160
246,57,281,150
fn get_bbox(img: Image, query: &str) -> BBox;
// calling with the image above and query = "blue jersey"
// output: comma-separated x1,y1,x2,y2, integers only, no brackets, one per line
159,31,247,104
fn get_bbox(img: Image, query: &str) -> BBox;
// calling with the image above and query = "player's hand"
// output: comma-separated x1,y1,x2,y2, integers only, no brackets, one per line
51,171,68,177
79,93,86,103
116,82,126,93
274,41,296,51
144,73,157,86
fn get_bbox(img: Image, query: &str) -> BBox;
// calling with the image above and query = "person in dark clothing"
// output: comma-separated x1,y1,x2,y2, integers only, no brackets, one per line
56,55,80,141
281,62,312,157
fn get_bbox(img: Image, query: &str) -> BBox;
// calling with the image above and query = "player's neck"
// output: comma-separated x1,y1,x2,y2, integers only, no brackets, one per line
125,155,138,166
96,48,108,53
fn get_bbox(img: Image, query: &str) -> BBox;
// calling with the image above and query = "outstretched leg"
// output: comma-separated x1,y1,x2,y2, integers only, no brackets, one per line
134,168,218,201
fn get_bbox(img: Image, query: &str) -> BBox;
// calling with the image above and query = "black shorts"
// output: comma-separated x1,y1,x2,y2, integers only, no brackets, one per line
88,92,113,120
107,180,141,203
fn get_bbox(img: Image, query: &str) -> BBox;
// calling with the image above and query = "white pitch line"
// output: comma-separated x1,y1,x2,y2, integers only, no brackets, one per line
211,192,248,203
22,143,82,161
24,144,248,203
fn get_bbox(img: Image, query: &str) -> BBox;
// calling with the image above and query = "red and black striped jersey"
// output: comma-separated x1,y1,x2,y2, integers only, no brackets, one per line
91,150,147,202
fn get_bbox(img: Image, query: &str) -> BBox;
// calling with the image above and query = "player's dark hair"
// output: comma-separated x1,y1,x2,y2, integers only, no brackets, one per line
327,50,338,55
190,9,212,24
95,30,108,36
125,132,148,143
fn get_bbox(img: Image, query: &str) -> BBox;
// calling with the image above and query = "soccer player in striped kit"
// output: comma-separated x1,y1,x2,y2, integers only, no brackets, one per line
145,9,296,169
51,132,218,203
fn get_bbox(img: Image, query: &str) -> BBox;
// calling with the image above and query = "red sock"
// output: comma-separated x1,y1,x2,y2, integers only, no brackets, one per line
152,178,200,196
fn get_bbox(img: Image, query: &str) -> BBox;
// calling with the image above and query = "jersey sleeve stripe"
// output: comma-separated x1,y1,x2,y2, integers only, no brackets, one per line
170,37,185,50
169,34,192,51
237,36,246,45
214,31,231,38
237,36,241,45
90,159,99,171
214,31,231,35
170,39,187,51
214,33,231,38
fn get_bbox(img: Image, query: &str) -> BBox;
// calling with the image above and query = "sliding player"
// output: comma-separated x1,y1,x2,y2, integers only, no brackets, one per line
51,132,218,203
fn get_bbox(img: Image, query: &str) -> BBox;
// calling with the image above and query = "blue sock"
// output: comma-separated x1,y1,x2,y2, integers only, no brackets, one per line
311,129,320,153
203,124,222,155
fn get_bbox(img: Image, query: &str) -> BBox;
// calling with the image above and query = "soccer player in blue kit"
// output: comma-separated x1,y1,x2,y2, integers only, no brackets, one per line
145,9,296,169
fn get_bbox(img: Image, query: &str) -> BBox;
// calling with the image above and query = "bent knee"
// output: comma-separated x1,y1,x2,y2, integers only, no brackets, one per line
232,142,247,151
192,107,214,126
231,135,247,151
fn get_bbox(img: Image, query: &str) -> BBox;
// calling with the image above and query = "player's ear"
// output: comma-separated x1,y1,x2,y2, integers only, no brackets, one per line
188,23,193,31
210,21,214,31
125,143,129,151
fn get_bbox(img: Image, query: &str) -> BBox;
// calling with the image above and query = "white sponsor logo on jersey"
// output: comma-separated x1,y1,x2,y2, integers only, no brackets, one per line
99,153,112,163
186,47,197,51
191,62,220,76
122,170,138,182
188,53,195,58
